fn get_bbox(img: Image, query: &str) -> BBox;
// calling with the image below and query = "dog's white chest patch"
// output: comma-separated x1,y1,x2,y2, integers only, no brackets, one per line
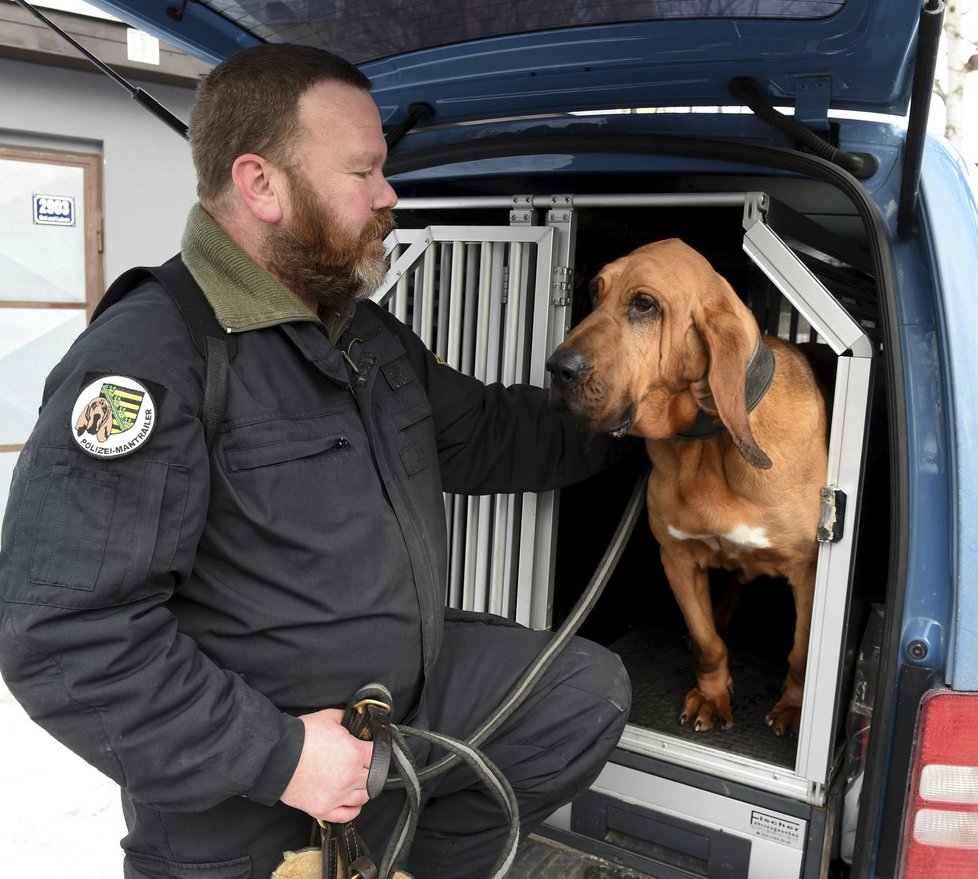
668,523,771,551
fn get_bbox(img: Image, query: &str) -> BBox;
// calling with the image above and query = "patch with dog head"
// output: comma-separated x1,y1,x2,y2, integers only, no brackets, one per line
71,374,156,459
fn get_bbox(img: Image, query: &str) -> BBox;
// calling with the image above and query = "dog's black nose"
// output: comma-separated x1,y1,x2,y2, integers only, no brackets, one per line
546,349,588,389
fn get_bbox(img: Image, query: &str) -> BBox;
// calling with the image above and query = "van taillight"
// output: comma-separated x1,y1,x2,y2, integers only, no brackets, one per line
899,690,978,877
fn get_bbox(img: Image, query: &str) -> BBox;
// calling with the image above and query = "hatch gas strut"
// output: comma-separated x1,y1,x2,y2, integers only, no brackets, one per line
729,0,946,239
897,0,946,238
14,0,433,151
13,0,190,140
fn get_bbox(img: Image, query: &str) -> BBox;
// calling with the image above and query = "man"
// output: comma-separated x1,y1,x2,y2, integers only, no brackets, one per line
0,44,630,878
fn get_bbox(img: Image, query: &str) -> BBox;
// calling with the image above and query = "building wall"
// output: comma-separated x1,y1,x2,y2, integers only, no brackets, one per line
0,23,206,870
0,54,201,522
0,55,199,281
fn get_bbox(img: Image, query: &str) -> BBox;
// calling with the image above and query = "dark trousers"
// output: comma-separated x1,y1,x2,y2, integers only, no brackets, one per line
120,611,631,879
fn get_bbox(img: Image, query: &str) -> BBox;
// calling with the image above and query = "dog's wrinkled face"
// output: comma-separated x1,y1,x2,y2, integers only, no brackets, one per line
546,238,769,466
547,238,713,438
75,397,114,444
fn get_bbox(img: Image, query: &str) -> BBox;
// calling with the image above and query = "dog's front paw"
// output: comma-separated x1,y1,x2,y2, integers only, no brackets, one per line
765,696,802,737
680,688,733,732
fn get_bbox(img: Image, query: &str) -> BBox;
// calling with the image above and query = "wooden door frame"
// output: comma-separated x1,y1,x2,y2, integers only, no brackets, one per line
0,144,104,313
0,145,103,453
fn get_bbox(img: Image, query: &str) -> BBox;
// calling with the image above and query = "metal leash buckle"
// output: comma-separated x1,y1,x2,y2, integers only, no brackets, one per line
342,684,393,800
311,684,395,879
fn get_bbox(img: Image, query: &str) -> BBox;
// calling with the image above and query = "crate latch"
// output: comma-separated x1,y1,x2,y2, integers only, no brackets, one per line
817,487,847,543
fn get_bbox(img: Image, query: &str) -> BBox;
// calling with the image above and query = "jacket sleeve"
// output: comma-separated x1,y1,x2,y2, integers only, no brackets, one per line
0,291,303,812
376,306,631,496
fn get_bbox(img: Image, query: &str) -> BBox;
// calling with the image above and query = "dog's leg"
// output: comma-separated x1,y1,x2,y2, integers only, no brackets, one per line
712,573,744,642
662,550,734,731
766,566,815,736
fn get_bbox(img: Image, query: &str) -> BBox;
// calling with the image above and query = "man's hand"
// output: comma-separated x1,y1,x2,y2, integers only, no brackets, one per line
279,708,375,822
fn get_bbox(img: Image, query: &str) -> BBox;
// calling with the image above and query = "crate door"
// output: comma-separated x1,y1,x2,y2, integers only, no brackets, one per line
373,224,562,628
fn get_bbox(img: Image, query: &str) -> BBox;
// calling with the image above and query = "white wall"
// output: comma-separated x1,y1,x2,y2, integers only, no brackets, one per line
0,55,199,282
0,55,200,520
0,58,201,872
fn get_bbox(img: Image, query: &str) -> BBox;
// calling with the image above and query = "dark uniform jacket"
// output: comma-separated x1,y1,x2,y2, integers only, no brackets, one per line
0,205,617,815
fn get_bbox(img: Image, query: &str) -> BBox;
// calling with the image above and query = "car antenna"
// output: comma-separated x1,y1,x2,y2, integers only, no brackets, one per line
13,0,189,140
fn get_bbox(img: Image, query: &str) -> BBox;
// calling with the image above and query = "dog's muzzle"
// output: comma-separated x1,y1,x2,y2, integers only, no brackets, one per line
546,348,633,438
546,348,588,393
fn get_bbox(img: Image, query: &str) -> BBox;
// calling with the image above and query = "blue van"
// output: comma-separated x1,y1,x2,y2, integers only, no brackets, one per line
62,1,978,876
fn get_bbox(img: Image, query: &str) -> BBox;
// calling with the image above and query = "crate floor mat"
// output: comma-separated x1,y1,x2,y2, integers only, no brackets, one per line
611,625,798,768
511,833,657,879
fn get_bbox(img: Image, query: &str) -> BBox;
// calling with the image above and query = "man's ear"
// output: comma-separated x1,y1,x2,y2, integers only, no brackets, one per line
230,153,285,224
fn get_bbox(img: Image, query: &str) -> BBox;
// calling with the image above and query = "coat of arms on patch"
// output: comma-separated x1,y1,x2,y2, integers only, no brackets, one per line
71,374,156,458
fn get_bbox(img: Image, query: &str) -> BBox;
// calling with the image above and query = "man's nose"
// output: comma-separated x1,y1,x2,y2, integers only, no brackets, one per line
374,175,398,211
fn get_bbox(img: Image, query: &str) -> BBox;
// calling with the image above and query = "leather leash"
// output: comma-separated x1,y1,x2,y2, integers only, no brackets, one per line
319,684,395,879
278,464,650,879
385,463,649,791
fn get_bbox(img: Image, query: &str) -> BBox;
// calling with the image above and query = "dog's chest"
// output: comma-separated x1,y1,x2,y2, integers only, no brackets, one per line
646,443,799,575
657,511,792,579
666,522,770,554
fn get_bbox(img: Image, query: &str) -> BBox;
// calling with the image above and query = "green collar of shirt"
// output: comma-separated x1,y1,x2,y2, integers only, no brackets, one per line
180,203,354,341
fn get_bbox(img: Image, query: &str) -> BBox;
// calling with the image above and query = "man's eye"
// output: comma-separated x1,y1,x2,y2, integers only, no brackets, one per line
630,293,660,318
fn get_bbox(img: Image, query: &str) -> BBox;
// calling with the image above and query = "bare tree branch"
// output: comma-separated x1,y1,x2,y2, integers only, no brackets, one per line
941,0,973,146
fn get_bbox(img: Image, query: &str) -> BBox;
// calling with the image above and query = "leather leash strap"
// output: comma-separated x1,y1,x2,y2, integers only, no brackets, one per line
279,468,649,879
319,684,394,879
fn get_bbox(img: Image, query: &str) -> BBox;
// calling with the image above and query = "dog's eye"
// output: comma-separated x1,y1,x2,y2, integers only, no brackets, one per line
630,292,660,318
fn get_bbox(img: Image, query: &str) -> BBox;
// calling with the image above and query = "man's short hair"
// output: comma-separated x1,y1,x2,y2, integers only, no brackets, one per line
190,43,371,208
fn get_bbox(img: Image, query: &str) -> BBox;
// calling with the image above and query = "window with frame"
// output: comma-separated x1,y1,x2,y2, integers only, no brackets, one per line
0,145,103,522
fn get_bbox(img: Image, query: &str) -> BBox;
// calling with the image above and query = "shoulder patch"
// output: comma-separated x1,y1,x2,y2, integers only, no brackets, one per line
71,374,157,459
382,360,414,390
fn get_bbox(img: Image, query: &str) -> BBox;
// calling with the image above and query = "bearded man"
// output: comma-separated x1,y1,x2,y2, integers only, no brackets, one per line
0,43,630,879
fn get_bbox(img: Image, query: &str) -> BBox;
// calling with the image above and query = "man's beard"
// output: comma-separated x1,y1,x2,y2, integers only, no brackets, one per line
261,169,395,310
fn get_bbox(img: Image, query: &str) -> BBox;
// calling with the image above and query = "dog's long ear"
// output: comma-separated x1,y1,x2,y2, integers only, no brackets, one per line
694,276,772,470
75,407,90,437
97,401,113,443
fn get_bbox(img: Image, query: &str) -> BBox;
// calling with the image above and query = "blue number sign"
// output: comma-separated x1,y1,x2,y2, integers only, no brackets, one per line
33,194,76,227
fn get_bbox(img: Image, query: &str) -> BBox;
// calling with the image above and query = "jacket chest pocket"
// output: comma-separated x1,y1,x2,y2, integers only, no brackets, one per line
224,433,351,472
214,411,370,527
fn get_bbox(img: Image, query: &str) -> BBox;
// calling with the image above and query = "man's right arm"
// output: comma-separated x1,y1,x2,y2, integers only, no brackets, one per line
0,298,307,812
279,708,374,822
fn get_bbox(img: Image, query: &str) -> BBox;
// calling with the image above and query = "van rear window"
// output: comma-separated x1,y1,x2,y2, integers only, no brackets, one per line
205,0,846,64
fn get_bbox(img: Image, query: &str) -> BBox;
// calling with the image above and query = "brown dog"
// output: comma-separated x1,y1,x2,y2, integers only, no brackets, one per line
75,396,114,443
546,238,829,736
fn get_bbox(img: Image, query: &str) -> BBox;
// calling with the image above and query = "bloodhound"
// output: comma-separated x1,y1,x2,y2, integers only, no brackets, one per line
75,396,114,444
546,238,829,736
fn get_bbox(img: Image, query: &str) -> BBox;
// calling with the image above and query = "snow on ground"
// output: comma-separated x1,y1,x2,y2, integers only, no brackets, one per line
1,678,125,877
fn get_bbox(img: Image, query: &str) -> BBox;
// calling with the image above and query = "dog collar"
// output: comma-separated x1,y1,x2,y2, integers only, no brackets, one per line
676,338,776,441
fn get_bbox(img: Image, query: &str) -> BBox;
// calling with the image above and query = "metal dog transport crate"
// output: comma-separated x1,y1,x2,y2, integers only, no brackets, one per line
374,191,876,879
